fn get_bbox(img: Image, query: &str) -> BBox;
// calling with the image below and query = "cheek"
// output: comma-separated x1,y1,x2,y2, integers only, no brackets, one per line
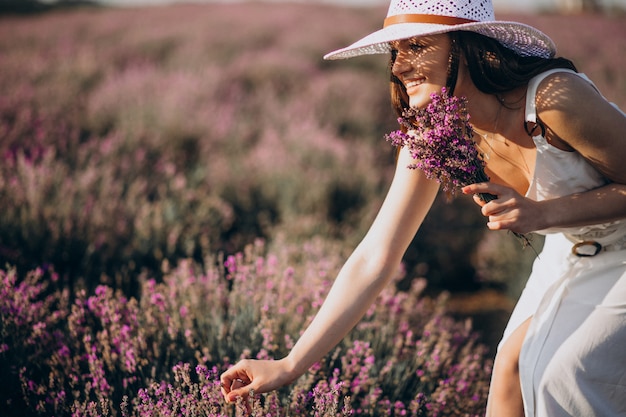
417,44,451,73
423,57,450,82
408,85,446,109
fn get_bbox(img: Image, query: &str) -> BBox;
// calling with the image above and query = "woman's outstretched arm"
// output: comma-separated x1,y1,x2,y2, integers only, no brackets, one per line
220,146,440,402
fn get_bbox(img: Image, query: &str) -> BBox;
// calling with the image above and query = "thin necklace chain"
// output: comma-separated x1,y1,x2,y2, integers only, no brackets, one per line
472,97,531,175
473,99,503,161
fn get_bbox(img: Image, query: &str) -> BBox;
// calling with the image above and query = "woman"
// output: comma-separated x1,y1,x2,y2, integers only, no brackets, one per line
220,0,626,415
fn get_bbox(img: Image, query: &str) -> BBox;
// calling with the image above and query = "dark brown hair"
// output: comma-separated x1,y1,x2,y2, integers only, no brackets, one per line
389,31,577,118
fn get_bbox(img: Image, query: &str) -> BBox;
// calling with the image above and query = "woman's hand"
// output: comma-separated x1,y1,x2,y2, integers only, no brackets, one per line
220,358,296,404
462,182,545,234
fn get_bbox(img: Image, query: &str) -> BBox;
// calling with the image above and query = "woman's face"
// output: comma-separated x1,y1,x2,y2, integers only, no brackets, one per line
390,34,452,109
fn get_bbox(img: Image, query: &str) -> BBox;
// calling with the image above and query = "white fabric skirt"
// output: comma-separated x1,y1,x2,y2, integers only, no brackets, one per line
500,233,626,417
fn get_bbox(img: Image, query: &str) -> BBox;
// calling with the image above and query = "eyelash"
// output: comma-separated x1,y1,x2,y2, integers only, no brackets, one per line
390,41,424,57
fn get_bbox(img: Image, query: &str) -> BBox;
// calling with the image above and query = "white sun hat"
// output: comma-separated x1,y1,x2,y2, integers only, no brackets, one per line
323,0,556,60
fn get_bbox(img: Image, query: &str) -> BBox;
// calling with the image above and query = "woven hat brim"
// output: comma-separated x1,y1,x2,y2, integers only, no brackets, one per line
323,21,556,60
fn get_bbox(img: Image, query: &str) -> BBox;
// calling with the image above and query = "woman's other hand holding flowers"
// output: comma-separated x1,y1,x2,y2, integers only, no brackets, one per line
463,182,545,235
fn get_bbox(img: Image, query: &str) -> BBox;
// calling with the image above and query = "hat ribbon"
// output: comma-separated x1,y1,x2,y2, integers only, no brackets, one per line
384,14,476,28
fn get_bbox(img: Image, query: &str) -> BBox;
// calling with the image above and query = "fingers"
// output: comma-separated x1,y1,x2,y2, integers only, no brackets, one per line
463,183,515,215
220,377,252,403
482,199,507,217
472,193,487,207
464,182,541,234
224,378,252,403
462,182,506,197
464,183,508,208
220,358,294,405
220,365,253,403
483,200,515,230
486,217,504,231
484,199,531,232
463,183,520,231
220,375,247,393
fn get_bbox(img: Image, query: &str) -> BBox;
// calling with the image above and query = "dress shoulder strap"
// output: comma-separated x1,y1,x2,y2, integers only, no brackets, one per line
524,68,594,125
524,68,626,133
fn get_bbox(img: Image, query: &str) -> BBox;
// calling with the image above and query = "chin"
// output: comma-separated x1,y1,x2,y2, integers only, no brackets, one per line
409,97,427,109
408,92,432,109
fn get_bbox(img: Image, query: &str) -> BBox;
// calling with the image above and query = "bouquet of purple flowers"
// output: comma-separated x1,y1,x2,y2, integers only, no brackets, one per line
386,87,532,248
385,87,493,198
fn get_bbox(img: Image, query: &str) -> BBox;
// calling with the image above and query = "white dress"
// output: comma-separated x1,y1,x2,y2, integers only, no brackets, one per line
498,69,626,417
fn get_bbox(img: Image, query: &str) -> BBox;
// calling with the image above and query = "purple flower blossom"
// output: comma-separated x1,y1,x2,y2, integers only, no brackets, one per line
1,239,491,416
385,87,489,196
386,88,534,248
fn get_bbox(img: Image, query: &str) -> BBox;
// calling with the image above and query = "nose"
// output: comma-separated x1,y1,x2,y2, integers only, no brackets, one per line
391,50,411,79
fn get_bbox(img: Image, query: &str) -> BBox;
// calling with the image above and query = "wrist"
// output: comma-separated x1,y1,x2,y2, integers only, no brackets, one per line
534,199,559,231
282,353,307,384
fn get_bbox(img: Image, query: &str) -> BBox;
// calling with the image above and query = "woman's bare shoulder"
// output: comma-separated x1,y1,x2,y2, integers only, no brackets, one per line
536,71,626,182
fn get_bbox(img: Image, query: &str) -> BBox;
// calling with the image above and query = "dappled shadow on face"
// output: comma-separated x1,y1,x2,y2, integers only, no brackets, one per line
388,35,451,108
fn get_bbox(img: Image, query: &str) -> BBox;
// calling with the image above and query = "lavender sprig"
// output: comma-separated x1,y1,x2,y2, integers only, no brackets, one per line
385,87,533,249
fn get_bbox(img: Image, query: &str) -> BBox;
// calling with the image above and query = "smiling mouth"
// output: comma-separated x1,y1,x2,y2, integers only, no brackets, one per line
404,79,425,90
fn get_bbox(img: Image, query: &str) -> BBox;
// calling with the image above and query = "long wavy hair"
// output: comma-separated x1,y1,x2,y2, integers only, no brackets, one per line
389,31,578,119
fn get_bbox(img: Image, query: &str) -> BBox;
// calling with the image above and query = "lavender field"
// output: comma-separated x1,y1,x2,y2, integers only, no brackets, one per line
1,3,625,416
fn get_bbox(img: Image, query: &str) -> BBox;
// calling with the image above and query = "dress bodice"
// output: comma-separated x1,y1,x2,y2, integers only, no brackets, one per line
501,70,626,417
523,69,626,243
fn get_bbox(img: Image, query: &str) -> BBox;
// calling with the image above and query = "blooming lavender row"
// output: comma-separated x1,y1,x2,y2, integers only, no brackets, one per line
1,239,491,416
